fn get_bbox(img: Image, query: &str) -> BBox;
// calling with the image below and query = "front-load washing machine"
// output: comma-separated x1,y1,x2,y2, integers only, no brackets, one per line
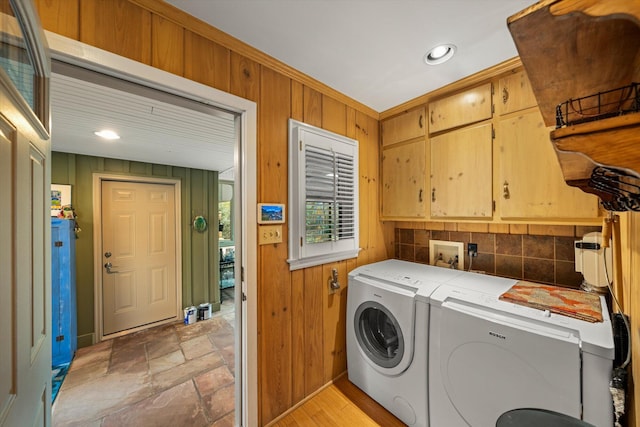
428,272,614,427
347,259,464,426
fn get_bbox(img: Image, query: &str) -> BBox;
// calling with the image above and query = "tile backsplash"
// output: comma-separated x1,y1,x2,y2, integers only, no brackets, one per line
395,226,601,289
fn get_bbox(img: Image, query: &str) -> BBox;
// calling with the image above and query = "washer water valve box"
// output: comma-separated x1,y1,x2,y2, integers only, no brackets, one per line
429,240,464,270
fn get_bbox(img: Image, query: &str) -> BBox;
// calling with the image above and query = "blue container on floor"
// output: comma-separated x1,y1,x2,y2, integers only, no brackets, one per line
51,218,77,366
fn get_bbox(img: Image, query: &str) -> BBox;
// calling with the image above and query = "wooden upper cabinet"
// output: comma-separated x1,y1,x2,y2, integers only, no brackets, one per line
497,109,599,219
381,107,426,147
430,122,493,218
380,106,428,219
381,139,427,219
428,83,492,134
497,70,537,115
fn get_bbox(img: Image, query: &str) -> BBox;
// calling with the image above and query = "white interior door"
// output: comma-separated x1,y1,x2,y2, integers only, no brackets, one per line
101,180,178,336
1,1,51,425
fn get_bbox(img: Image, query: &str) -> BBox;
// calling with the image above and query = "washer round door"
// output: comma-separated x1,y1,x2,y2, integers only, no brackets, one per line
354,301,405,369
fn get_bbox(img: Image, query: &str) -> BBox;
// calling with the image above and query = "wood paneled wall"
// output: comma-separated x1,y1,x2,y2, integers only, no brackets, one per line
36,1,388,424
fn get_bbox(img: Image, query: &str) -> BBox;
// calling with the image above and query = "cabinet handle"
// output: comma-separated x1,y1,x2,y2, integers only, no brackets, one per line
430,110,435,125
502,87,509,104
418,114,423,129
419,189,423,202
432,188,436,202
503,181,510,199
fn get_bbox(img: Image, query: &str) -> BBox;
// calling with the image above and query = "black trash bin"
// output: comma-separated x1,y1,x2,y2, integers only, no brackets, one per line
496,409,596,427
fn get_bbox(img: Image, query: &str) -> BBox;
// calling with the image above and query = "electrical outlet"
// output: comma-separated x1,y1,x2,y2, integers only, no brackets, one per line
468,243,478,257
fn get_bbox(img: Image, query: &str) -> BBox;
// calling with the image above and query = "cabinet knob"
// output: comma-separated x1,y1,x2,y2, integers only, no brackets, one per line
502,87,509,104
503,181,510,199
419,189,423,202
432,188,436,202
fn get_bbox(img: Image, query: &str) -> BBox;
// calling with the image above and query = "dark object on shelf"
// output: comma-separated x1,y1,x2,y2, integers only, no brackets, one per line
613,313,630,368
586,167,640,212
556,83,640,128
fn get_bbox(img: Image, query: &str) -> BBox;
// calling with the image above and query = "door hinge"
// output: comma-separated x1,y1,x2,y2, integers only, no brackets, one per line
300,237,303,247
299,140,303,151
242,292,247,302
56,335,64,342
491,82,494,95
241,266,245,282
491,103,495,114
54,241,63,247
492,127,496,140
493,200,496,212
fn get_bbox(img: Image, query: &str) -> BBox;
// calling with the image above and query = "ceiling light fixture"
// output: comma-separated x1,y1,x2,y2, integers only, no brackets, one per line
424,44,457,65
94,130,120,140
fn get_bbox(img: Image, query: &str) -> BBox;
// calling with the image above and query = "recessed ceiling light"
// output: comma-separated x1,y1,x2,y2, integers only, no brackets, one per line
94,130,120,140
424,44,457,65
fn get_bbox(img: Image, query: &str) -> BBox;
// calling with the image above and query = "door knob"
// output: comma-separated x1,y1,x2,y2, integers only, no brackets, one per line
104,262,119,274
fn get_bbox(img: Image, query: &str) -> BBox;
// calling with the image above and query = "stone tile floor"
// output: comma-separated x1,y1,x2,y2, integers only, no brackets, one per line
53,289,236,427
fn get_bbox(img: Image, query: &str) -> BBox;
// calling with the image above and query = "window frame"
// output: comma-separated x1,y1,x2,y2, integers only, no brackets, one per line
0,0,50,137
287,119,360,270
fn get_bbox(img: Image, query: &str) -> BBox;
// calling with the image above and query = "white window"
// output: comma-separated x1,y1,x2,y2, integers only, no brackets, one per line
288,119,359,270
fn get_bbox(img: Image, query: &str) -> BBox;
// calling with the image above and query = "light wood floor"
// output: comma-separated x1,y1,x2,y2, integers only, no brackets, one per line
270,375,406,426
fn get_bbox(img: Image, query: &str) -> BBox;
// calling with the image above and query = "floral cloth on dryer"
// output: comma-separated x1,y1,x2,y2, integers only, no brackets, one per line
499,281,603,323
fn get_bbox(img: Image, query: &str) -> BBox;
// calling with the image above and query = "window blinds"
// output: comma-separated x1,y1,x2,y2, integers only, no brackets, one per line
304,145,355,244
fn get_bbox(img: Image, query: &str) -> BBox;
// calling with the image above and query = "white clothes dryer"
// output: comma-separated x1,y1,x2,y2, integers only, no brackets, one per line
347,260,464,426
428,272,615,427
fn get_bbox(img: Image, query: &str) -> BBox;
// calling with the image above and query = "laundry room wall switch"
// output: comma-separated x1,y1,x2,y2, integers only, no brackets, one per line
429,240,464,270
259,225,283,244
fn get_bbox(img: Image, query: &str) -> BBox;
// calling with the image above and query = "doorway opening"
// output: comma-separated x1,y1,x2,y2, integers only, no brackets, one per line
48,32,258,426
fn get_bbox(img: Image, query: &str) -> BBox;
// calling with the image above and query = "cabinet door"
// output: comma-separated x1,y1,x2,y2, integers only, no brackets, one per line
428,83,492,133
381,107,426,147
381,139,427,219
497,70,537,115
498,109,599,219
431,123,493,218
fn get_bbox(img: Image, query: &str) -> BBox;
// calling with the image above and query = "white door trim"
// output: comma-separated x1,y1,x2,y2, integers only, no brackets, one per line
92,174,183,341
46,32,258,427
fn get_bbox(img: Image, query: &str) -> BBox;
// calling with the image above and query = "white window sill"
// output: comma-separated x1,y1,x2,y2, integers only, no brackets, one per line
287,248,361,271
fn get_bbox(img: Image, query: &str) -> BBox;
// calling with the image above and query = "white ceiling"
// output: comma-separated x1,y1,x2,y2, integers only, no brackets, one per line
166,0,533,112
51,63,237,175
51,1,533,173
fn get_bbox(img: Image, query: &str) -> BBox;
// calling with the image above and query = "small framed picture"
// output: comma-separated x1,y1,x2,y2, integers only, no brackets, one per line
257,203,285,224
51,184,71,217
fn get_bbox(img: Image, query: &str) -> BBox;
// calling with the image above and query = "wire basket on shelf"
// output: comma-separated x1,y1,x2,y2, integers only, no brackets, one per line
556,82,640,128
